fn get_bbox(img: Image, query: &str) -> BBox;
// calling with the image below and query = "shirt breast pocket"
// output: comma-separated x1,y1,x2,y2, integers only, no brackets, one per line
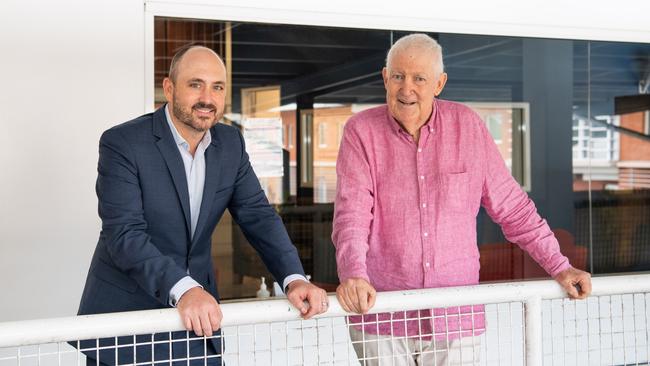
437,172,470,214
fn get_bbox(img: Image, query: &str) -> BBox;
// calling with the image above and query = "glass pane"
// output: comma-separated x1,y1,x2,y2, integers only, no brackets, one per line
586,41,650,274
466,103,529,187
154,16,650,301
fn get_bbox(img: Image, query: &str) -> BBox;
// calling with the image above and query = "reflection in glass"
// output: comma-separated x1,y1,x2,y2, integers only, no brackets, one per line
576,41,650,274
154,17,650,299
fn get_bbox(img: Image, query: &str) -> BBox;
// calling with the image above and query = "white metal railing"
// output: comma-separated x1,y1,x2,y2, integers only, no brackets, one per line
1,274,649,365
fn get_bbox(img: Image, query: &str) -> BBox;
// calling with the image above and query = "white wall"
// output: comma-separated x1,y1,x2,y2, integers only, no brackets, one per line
0,0,145,321
147,0,650,43
0,0,648,322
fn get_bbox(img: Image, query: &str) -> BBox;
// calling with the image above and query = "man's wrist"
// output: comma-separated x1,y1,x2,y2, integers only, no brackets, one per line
169,276,202,307
283,274,309,294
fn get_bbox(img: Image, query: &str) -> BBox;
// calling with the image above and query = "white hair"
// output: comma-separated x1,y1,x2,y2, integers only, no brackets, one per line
386,33,444,75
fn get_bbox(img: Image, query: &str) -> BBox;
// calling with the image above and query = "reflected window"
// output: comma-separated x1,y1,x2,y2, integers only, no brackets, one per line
467,102,530,189
318,123,328,147
154,16,650,299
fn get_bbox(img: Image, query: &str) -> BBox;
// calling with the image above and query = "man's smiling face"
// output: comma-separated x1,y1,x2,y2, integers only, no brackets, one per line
163,47,227,133
382,47,447,127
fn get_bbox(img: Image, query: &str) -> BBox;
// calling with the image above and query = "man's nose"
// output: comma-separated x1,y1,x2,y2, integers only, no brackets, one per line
401,77,415,94
199,87,213,102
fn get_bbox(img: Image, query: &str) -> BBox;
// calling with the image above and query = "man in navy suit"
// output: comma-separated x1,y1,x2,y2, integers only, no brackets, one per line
77,45,328,365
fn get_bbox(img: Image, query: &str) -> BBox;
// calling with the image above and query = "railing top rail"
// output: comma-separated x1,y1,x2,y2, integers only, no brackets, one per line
1,274,649,348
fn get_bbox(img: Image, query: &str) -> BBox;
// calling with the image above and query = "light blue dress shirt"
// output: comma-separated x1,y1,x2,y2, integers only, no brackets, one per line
164,106,306,306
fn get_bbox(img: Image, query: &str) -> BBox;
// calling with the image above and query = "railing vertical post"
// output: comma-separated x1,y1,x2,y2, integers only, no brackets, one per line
525,296,542,366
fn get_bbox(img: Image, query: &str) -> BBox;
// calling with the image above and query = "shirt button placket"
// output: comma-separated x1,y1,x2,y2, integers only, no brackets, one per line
417,146,430,277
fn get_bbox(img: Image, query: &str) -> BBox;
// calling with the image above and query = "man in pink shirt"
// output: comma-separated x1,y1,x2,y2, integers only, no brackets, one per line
332,33,592,365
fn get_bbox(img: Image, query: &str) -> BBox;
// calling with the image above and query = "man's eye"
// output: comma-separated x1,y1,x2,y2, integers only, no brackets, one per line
189,83,200,88
392,74,404,80
214,85,224,91
415,76,426,82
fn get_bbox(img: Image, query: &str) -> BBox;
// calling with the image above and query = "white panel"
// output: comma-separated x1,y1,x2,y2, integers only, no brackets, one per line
146,0,650,43
0,0,146,321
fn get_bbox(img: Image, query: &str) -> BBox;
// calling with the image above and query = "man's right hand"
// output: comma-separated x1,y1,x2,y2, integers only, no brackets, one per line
336,278,377,314
176,287,222,337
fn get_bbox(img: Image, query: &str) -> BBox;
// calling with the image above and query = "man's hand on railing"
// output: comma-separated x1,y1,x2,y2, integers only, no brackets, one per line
286,280,329,319
336,277,377,314
176,287,222,337
554,267,592,300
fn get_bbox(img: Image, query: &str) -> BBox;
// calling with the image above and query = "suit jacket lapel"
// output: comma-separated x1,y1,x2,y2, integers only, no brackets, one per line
192,128,222,249
152,107,192,240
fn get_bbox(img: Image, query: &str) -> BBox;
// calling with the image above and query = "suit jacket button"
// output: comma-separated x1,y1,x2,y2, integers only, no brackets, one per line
155,290,160,298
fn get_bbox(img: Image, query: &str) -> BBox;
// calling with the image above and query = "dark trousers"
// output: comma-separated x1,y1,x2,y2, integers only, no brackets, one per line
77,330,222,365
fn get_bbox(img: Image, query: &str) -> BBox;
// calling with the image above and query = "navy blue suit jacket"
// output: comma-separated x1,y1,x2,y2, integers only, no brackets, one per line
79,106,304,316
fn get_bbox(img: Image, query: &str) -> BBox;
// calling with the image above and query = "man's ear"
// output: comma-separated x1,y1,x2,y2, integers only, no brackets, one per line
162,77,174,103
382,67,389,88
434,73,448,97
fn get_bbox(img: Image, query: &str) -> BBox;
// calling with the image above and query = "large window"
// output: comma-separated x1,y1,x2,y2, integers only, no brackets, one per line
467,102,530,190
154,17,650,299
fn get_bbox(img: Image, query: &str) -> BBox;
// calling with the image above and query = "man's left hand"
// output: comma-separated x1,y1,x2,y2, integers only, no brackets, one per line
554,267,592,299
286,280,329,319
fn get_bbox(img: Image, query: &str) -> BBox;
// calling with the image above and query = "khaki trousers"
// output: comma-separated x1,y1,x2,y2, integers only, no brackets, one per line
349,326,482,366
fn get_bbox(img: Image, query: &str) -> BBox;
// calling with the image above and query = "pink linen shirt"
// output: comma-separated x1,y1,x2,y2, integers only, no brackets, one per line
332,99,571,340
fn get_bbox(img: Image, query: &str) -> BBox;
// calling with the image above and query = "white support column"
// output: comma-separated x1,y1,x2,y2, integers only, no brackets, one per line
525,295,543,366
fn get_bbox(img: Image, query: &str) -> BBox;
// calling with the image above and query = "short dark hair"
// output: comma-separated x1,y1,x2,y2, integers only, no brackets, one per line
168,44,223,83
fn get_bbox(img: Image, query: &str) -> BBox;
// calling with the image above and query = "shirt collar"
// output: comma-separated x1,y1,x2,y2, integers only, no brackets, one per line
388,98,438,136
164,104,212,150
